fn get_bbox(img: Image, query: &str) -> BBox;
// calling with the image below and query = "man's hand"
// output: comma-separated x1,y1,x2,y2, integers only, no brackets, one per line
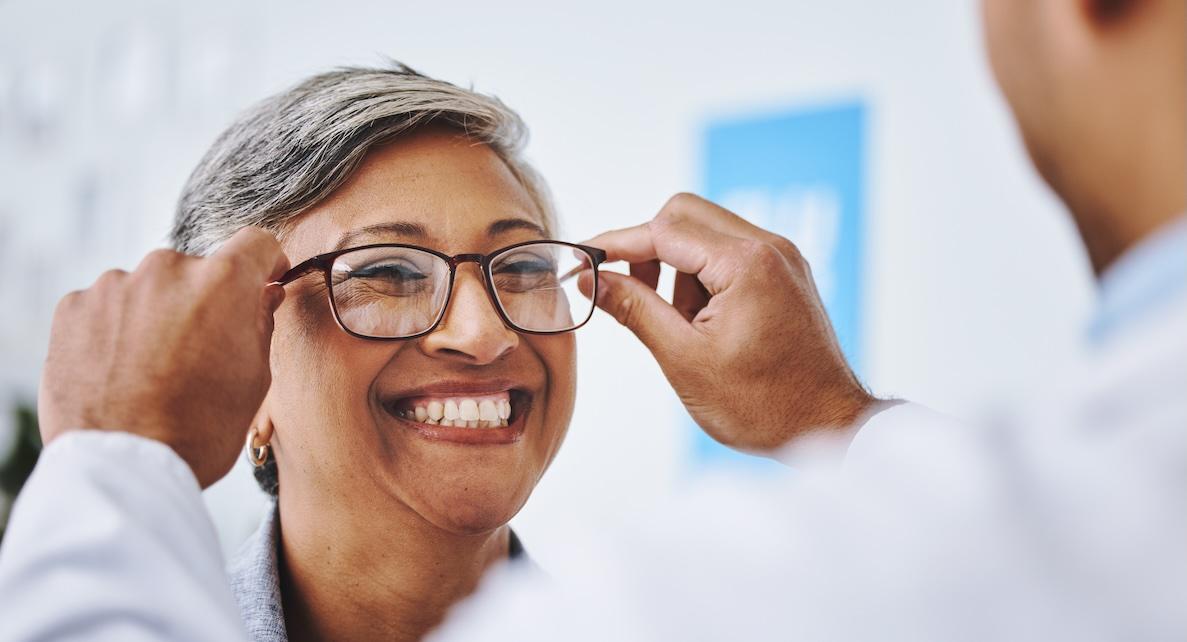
583,194,877,453
38,228,289,488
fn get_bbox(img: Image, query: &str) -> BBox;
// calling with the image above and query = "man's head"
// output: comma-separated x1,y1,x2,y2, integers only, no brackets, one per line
982,0,1185,273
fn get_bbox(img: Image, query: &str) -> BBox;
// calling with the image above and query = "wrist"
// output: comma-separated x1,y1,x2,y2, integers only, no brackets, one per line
842,389,886,426
810,385,882,437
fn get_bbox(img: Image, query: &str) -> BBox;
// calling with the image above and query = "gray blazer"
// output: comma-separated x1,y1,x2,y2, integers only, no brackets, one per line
227,502,531,642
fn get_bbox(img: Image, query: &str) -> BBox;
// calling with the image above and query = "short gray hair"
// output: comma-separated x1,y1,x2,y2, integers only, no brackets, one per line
171,62,555,255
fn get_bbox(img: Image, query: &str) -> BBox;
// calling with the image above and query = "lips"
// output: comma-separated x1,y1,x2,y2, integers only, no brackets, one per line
382,383,531,445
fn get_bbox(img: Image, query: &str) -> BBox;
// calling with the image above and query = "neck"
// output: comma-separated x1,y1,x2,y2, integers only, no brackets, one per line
277,491,510,642
1067,193,1182,280
1060,39,1186,276
1058,117,1185,278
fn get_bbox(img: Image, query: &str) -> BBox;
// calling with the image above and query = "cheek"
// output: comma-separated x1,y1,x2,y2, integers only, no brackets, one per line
275,290,393,381
532,334,577,449
267,302,396,457
982,0,1048,104
271,298,350,396
982,0,1015,94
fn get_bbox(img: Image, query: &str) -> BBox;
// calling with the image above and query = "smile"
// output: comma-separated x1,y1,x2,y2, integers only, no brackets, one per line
383,388,530,444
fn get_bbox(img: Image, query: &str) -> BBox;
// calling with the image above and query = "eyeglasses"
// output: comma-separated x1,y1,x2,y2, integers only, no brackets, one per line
274,240,607,340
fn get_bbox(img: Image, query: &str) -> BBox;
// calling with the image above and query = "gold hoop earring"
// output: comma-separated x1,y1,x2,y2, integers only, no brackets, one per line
245,426,270,467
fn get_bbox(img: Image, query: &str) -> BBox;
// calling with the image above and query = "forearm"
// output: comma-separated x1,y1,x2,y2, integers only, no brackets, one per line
0,431,247,641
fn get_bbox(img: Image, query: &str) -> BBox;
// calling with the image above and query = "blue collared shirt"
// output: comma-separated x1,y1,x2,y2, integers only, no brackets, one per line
1089,214,1187,344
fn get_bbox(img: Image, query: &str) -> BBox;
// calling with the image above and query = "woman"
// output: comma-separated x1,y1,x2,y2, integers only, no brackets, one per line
171,64,601,641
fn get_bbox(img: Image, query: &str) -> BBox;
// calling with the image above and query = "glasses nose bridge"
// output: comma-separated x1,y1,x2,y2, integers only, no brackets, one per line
446,253,492,287
447,253,488,270
442,253,502,322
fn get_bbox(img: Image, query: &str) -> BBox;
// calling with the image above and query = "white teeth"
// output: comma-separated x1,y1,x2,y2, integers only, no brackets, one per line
398,396,515,429
479,400,499,422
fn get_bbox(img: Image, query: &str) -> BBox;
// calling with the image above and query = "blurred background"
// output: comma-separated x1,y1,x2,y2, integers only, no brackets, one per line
0,0,1094,567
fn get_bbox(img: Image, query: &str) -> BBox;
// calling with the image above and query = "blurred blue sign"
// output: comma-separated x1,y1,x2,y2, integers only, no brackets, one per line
688,100,867,470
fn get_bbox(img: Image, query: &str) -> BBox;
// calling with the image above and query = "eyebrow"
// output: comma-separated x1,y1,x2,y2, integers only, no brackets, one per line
331,217,547,252
487,218,548,238
332,222,428,252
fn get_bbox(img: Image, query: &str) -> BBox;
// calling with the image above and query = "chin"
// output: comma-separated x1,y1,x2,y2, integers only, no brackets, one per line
431,502,523,536
415,482,533,536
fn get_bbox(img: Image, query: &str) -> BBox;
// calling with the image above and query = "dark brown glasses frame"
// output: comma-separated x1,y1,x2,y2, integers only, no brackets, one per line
273,239,607,340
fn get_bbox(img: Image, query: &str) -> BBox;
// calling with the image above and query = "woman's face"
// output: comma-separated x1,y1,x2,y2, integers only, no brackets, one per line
264,128,575,535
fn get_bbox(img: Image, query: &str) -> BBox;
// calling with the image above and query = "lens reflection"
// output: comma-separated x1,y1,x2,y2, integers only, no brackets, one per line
490,243,593,333
330,246,450,338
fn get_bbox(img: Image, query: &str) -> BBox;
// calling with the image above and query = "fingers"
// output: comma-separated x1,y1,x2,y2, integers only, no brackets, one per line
593,271,696,362
583,222,663,264
583,192,804,279
655,193,757,238
256,284,284,358
656,193,797,254
212,227,291,283
630,260,661,291
672,271,710,322
586,217,752,295
583,221,712,274
586,193,765,254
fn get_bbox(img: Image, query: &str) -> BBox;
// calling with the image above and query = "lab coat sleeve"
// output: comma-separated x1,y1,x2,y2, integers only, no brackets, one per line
432,398,1182,641
431,402,982,642
844,401,961,466
0,431,248,642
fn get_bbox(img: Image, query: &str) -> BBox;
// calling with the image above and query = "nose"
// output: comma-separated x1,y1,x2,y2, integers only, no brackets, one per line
419,265,519,365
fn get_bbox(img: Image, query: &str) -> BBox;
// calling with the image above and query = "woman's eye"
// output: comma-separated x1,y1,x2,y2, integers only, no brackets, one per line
351,263,428,282
495,256,556,276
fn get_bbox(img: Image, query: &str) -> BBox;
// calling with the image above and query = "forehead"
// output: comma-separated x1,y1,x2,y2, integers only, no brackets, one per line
284,127,547,258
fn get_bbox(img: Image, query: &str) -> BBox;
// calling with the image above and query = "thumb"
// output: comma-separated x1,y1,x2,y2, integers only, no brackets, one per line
255,283,285,356
583,270,695,361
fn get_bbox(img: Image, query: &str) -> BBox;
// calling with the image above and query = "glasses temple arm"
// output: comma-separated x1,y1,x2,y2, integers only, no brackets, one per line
271,258,324,286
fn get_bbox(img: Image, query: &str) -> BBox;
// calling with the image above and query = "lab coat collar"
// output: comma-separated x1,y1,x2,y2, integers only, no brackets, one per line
1091,214,1187,345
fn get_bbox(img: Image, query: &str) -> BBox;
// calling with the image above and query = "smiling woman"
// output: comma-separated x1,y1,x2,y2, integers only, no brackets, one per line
170,64,590,642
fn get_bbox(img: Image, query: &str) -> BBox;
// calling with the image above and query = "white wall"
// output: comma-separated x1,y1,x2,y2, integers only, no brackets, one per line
0,0,1094,567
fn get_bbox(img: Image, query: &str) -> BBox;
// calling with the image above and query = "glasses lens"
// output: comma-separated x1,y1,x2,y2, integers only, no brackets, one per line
329,246,450,338
489,242,596,333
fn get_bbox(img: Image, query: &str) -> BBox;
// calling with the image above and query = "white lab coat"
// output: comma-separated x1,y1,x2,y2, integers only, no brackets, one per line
1,243,1184,641
431,294,1187,642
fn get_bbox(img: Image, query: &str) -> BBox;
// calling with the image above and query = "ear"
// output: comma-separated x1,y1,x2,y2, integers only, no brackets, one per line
1080,0,1156,34
1045,0,1141,64
250,400,275,447
1084,0,1141,25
